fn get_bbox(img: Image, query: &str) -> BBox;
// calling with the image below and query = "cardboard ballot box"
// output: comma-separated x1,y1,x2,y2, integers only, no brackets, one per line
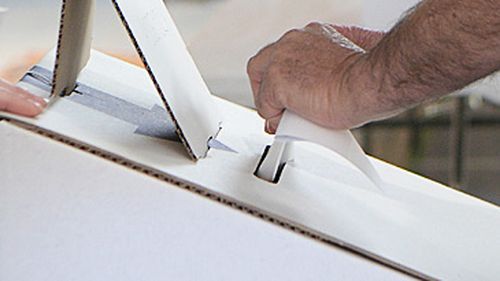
1,0,499,280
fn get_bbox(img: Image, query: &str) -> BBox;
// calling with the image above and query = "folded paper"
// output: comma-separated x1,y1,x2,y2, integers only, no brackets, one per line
256,110,383,192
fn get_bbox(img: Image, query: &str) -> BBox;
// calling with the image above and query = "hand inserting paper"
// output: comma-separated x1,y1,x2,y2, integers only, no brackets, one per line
250,24,386,187
247,23,384,133
248,0,500,133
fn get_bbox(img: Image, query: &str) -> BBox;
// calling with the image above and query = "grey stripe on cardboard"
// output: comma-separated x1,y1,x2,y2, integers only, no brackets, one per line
22,66,236,153
24,66,179,141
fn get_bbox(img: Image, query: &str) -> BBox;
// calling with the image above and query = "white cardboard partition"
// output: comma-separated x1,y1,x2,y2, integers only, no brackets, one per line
50,0,94,98
109,0,222,160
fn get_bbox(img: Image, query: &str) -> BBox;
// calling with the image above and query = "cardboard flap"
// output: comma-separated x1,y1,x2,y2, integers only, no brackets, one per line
111,0,222,160
51,0,94,98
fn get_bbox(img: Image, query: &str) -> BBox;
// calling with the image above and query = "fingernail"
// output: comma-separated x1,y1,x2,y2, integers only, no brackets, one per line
29,99,46,110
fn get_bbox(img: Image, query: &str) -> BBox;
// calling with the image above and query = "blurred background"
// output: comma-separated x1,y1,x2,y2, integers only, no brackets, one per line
0,0,498,205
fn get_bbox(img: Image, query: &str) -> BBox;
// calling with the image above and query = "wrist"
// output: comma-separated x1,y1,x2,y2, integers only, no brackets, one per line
330,53,380,129
335,47,414,129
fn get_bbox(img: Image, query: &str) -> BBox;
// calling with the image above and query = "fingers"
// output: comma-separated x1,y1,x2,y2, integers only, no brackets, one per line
249,24,365,134
0,92,46,117
255,66,286,120
247,43,276,102
247,29,302,104
0,80,47,117
248,36,289,133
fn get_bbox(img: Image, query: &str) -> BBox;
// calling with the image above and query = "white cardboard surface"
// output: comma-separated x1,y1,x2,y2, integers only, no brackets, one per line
3,50,500,280
0,122,411,281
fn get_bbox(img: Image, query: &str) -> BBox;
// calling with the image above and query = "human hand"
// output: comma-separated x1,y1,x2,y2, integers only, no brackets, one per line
0,78,46,117
247,23,385,133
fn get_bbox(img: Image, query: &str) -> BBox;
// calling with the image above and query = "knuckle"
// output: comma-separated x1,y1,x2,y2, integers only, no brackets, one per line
247,44,276,75
281,28,300,40
305,22,322,29
256,43,274,57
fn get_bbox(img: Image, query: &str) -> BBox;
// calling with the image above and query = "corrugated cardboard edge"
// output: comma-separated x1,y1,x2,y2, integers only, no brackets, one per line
50,0,66,96
2,118,434,281
109,0,197,161
51,0,94,98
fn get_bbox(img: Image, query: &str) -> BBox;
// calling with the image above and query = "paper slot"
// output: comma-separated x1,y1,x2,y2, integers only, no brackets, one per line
256,111,384,192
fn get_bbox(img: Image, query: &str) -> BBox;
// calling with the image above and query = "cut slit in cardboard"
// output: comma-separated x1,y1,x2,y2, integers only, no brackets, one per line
2,0,500,280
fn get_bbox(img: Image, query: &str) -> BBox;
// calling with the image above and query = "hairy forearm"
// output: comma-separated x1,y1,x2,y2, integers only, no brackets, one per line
346,0,500,123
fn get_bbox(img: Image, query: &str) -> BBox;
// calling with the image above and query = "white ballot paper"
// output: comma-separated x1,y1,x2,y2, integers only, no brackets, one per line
256,110,383,191
278,111,383,187
1,0,500,280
